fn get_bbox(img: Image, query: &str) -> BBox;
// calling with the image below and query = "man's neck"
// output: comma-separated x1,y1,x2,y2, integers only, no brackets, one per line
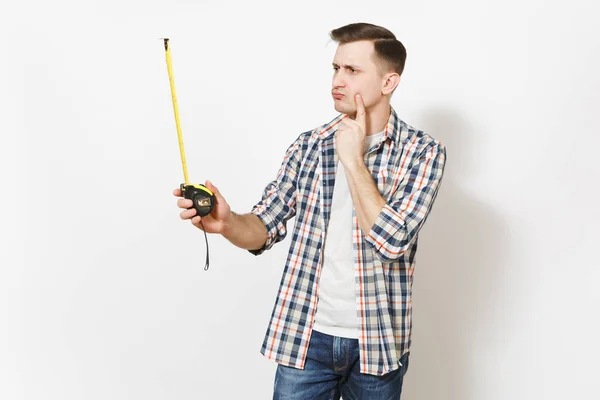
351,102,391,135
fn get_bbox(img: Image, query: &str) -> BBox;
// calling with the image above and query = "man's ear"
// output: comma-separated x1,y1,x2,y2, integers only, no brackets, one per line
382,73,400,95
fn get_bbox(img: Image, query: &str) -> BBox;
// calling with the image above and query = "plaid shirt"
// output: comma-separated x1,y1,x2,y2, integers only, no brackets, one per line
249,106,447,376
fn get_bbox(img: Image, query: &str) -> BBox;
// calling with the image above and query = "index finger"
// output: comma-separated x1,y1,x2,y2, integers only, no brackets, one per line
173,188,182,196
355,94,366,121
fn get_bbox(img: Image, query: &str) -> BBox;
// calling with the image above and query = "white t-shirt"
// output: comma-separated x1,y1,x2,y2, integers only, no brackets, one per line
313,130,385,338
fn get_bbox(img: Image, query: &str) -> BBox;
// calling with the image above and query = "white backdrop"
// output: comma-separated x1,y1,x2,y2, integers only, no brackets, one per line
2,0,599,399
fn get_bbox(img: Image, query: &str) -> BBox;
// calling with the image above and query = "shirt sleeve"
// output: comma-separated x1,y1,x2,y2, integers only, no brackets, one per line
247,133,306,256
365,141,447,263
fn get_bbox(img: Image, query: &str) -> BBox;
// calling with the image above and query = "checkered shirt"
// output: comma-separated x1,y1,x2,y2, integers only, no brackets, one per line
249,106,447,376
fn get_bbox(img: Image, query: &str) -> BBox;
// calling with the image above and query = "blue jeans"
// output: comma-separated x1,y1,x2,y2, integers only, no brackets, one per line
273,329,409,400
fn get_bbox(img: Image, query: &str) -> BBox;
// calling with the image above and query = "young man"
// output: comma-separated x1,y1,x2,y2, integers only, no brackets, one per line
174,22,446,399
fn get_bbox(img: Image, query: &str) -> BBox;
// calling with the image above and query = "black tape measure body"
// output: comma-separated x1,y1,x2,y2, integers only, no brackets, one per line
180,183,215,217
181,183,215,271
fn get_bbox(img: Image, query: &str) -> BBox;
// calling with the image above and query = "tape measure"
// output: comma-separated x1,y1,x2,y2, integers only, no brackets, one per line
162,38,215,270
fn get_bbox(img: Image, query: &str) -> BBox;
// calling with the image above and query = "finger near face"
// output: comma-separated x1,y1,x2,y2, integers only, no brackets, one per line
335,96,368,116
355,93,366,110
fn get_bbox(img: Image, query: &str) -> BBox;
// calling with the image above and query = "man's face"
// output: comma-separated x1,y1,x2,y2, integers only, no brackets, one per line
331,40,387,115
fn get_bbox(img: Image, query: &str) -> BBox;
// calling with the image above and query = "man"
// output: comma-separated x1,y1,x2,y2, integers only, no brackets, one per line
174,22,446,399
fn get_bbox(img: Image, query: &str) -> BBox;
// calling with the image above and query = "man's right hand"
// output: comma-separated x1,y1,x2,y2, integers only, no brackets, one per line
173,180,232,235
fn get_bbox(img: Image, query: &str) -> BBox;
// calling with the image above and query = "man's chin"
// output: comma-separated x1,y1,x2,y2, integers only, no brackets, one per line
333,103,353,115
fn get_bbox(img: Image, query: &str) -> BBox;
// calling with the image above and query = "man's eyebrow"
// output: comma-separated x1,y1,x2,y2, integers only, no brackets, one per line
332,62,361,70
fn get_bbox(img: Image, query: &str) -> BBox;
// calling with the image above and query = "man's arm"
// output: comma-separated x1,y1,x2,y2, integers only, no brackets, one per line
344,142,447,263
176,131,308,255
344,161,387,234
222,211,268,251
245,131,309,255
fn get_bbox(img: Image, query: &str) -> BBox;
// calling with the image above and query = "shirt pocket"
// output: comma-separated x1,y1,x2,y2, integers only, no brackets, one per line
295,148,321,219
297,152,320,192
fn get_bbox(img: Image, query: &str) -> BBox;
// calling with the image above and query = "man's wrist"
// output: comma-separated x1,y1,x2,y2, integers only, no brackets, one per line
221,211,236,238
344,158,367,174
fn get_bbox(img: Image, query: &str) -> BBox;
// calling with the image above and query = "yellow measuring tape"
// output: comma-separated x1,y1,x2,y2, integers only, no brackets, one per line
162,38,215,271
163,38,190,186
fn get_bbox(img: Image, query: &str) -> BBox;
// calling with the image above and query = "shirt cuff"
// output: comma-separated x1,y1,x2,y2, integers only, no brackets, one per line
247,208,276,256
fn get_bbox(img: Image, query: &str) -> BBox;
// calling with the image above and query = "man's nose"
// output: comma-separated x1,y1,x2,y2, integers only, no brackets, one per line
332,72,345,88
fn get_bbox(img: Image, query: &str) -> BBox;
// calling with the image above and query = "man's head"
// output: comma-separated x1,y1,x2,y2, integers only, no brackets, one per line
329,23,406,116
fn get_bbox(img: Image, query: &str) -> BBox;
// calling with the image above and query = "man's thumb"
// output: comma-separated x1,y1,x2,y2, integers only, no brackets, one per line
205,180,218,195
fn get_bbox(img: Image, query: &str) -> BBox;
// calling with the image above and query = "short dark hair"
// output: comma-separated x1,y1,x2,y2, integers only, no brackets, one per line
329,22,407,76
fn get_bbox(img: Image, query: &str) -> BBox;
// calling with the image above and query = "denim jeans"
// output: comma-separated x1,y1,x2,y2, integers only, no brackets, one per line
273,329,410,400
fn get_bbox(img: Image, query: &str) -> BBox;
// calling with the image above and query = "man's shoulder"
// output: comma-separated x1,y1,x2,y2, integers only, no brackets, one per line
290,113,344,145
395,118,446,155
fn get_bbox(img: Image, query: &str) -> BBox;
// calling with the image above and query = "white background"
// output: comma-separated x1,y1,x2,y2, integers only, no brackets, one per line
2,0,599,399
